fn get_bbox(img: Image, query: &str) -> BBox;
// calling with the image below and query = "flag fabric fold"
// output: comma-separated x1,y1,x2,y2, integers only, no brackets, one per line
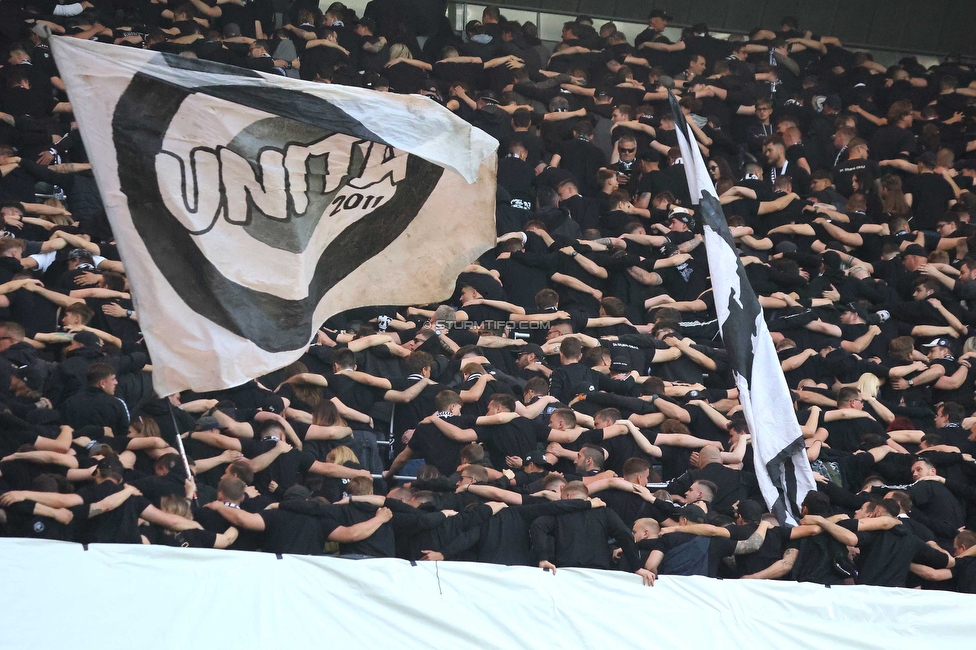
51,37,497,396
667,93,815,525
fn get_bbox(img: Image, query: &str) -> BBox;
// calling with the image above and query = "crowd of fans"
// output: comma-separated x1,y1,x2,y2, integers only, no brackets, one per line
2,0,976,593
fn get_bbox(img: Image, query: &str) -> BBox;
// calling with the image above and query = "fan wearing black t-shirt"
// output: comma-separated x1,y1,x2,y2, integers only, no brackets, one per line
0,456,204,544
910,530,976,593
386,390,475,478
189,419,371,499
531,480,655,585
841,498,952,587
206,485,393,556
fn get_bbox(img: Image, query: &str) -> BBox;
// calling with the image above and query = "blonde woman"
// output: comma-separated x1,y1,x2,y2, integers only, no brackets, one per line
157,496,239,549
384,43,431,94
315,445,365,503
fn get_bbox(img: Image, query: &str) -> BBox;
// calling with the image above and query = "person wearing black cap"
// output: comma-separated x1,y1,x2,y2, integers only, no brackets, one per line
924,337,976,409
864,242,928,301
633,148,666,210
635,9,673,50
837,302,890,360
513,343,550,381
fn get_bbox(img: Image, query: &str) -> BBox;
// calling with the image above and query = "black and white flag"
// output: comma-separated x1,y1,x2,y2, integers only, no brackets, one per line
667,94,815,525
52,38,497,395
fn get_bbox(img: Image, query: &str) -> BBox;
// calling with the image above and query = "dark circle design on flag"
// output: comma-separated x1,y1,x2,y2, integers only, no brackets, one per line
112,71,443,353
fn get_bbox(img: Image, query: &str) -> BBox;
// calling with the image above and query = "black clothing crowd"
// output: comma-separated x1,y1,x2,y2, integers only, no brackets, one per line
1,0,976,593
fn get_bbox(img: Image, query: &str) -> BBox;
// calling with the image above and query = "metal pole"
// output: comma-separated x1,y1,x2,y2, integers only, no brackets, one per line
167,398,198,506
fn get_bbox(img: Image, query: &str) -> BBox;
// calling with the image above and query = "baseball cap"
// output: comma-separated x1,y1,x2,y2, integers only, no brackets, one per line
649,9,674,21
283,485,312,501
479,90,499,105
923,337,951,349
918,151,938,169
524,450,553,469
774,241,798,254
675,504,707,523
67,248,93,262
222,23,242,38
609,360,631,373
72,331,100,347
193,416,220,431
669,208,696,229
903,244,927,257
842,303,868,321
516,343,545,359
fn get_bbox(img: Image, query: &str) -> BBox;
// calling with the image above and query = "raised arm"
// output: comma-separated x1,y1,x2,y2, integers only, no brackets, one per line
742,547,798,579
426,415,479,443
328,507,393,543
205,501,266,531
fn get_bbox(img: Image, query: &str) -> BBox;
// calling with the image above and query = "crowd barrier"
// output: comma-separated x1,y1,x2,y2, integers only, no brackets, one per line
1,538,973,649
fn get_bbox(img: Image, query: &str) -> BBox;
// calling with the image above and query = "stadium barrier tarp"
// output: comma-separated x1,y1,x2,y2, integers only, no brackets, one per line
1,538,974,649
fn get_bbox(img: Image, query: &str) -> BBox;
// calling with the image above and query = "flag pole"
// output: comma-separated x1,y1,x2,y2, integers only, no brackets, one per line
167,398,198,507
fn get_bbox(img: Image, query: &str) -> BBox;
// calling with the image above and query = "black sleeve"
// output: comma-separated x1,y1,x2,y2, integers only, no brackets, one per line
817,481,870,511
116,352,149,375
439,523,484,560
667,471,697,499
613,333,659,348
297,451,316,474
710,536,737,559
181,528,218,548
548,369,568,404
595,373,635,395
584,391,656,415
515,498,592,520
530,514,557,563
607,509,641,572
907,505,955,540
913,541,951,569
940,478,976,506
389,510,448,536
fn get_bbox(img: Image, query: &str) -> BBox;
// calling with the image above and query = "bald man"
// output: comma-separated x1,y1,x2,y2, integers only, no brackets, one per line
666,446,757,517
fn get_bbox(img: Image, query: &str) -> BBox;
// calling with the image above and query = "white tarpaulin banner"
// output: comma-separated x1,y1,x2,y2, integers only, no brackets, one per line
50,37,497,396
0,539,973,649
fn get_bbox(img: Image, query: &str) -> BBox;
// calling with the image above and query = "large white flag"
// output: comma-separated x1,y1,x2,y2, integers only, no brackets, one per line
667,94,815,525
51,37,497,396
